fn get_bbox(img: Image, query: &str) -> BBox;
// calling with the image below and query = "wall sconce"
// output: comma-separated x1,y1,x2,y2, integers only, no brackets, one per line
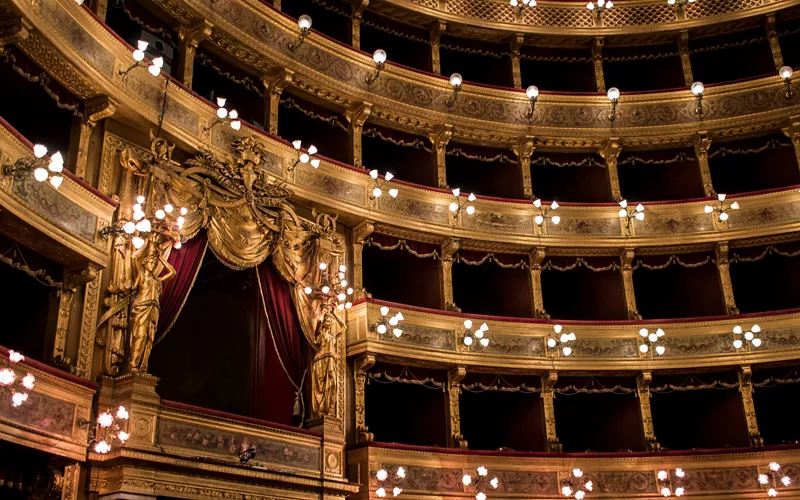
376,466,406,497
561,469,593,500
547,324,576,356
3,143,65,189
691,81,705,115
366,49,387,85
586,0,612,16
779,65,794,98
369,169,399,199
607,87,620,122
302,262,353,310
638,328,666,356
657,468,686,497
732,324,762,350
704,193,739,222
92,406,131,454
0,350,35,408
205,97,241,132
525,85,539,120
533,198,560,226
461,466,498,500
119,40,163,82
446,73,462,106
373,306,404,338
618,199,644,231
759,462,791,497
449,188,476,218
288,140,320,173
99,195,188,250
462,319,489,348
509,0,536,15
289,15,312,51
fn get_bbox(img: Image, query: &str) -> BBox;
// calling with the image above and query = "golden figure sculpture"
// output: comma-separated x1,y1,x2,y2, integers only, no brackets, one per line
310,303,346,418
128,238,175,373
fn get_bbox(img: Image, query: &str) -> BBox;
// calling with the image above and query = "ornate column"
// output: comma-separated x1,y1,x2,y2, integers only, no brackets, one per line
529,247,548,318
693,131,715,197
430,20,446,74
351,0,370,49
70,96,116,180
514,135,535,199
352,220,375,299
766,14,784,70
678,30,693,86
592,36,606,93
542,371,562,452
52,266,101,371
354,354,376,443
715,242,739,315
637,372,661,451
738,365,764,447
781,116,800,169
620,248,641,320
429,124,453,188
346,102,372,169
510,33,524,89
599,138,622,202
262,69,294,136
176,20,213,87
446,366,468,449
441,237,460,310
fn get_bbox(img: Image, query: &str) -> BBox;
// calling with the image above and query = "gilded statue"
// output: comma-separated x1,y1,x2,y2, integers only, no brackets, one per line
128,237,175,373
310,303,346,417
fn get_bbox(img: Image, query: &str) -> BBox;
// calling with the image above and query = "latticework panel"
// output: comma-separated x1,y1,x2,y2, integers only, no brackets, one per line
603,3,676,26
524,6,594,28
685,0,761,19
448,0,517,23
407,0,438,10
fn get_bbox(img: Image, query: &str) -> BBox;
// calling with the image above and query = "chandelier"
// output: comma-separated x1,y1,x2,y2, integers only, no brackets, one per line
100,195,188,250
463,320,489,348
91,406,130,454
303,262,353,310
288,140,321,173
376,466,406,497
206,97,242,132
658,468,686,497
369,170,399,199
547,325,576,357
759,462,791,497
619,200,645,230
119,40,164,81
374,306,404,338
450,188,476,218
533,199,560,226
704,194,739,222
732,324,762,350
462,466,499,500
561,468,593,500
3,144,65,189
638,328,666,356
0,351,35,407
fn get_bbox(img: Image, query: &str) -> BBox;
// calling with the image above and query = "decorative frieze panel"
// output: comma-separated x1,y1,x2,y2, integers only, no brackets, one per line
379,323,457,351
12,175,98,243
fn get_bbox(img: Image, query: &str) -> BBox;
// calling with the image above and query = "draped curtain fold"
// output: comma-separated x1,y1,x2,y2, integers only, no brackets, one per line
155,231,208,344
255,261,308,425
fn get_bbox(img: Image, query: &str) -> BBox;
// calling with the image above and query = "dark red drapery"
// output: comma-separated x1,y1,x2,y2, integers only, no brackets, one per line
155,232,208,344
255,261,308,426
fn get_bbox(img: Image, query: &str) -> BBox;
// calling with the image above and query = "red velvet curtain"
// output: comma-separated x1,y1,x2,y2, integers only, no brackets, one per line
255,261,308,425
155,232,208,344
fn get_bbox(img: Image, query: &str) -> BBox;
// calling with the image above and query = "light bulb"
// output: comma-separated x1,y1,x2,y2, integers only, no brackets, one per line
308,145,318,155
229,110,239,121
137,40,149,51
568,332,576,341
551,201,559,210
464,336,473,346
759,474,770,485
635,212,645,220
575,491,585,500
293,140,302,150
704,205,713,214
619,208,628,217
0,369,15,386
619,199,628,208
395,312,404,320
562,346,572,356
719,212,729,221
780,65,794,79
477,466,488,476
639,328,648,337
132,236,145,249
33,168,48,182
118,431,130,442
97,411,114,428
164,204,174,213
675,468,685,478
770,462,781,471
476,493,486,500
176,216,185,228
449,202,459,212
388,189,399,198
491,478,499,489
298,14,313,29
547,338,557,348
310,159,321,168
321,286,330,294
397,467,406,479
533,199,542,208
377,469,388,481
526,85,539,99
752,324,761,333
132,49,145,61
464,319,473,329
389,317,398,326
10,392,26,407
691,81,705,95
468,193,477,202
466,206,476,215
768,488,777,497
661,487,671,497
649,333,658,342
560,333,569,343
656,328,665,337
658,470,668,481
733,339,743,349
148,63,161,76
730,201,739,210
94,440,111,454
370,169,379,179
562,485,573,497
49,151,64,168
123,222,137,236
640,344,649,353
373,49,387,64
8,351,24,363
675,488,684,497
656,345,666,355
782,476,791,486
744,331,754,341
718,193,727,201
33,144,48,158
393,488,402,497
586,1,594,9
607,87,620,100
450,73,463,87
156,209,166,219
393,329,402,338
733,325,743,334
554,324,563,333
452,188,461,197
385,172,394,181
135,219,151,233
376,488,386,498
319,262,328,270
380,306,390,316
635,203,644,212
230,120,241,131
216,97,227,108
49,176,64,189
377,324,387,334
534,215,544,225
116,406,129,419
480,323,488,331
752,338,762,347
373,187,383,198
462,474,472,486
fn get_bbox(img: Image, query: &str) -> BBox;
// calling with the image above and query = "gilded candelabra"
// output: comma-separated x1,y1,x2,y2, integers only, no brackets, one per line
704,193,740,222
547,324,576,357
99,195,188,250
205,97,242,132
119,40,164,83
373,306,404,338
462,319,489,349
618,200,645,232
561,468,593,500
375,466,406,497
759,462,791,497
3,144,65,189
657,468,686,497
449,188,477,220
733,324,762,351
287,140,320,173
303,262,354,311
461,466,499,500
0,351,35,408
510,0,536,16
369,170,399,200
638,328,666,356
88,406,130,454
533,199,560,226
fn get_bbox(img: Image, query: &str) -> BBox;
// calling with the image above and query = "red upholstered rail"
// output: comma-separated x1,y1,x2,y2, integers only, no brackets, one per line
0,345,98,389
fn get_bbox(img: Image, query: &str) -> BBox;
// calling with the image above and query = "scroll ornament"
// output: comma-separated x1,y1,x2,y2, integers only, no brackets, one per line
100,135,347,420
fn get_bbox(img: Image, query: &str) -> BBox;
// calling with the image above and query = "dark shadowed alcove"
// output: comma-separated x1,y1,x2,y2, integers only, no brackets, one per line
529,152,610,203
452,251,532,318
541,255,627,321
708,134,799,195
362,123,437,187
650,371,750,450
752,364,800,445
359,12,431,73
519,44,595,93
730,242,800,314
365,363,448,447
602,42,684,92
281,0,351,46
278,93,350,165
439,36,513,88
617,147,705,202
445,144,524,199
191,50,265,129
778,14,800,70
689,27,776,84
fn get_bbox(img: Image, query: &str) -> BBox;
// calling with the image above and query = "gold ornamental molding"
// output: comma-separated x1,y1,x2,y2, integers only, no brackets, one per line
345,301,800,372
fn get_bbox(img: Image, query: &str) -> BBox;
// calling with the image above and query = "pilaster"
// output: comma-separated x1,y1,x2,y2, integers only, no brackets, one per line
446,366,467,449
176,20,213,87
430,21,446,75
352,220,375,299
592,36,606,93
620,248,641,320
53,265,101,370
307,415,347,480
350,0,369,49
354,354,376,444
262,68,294,136
637,372,660,451
97,373,161,453
766,14,784,70
510,33,524,89
346,102,373,169
715,242,739,315
781,116,800,170
514,135,535,199
542,371,562,452
599,138,622,202
678,30,693,86
529,247,548,318
429,124,453,188
71,96,116,180
738,365,764,447
441,237,460,310
693,131,715,197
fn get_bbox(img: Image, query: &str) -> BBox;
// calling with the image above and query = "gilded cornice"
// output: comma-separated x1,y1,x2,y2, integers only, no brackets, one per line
345,301,800,372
